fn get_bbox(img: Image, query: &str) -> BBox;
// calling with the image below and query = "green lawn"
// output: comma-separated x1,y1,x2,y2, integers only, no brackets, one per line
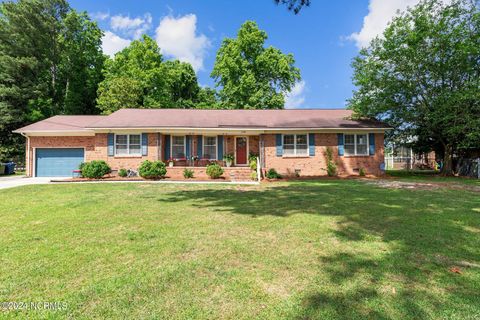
0,179,479,319
386,170,480,187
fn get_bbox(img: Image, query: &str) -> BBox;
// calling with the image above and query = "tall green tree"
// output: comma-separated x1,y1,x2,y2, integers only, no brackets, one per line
211,21,301,109
97,35,204,113
163,60,200,108
0,0,104,161
60,11,105,115
0,0,66,160
349,0,480,175
196,87,220,109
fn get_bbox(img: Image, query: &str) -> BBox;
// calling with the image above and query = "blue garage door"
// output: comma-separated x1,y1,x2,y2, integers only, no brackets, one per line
35,148,84,177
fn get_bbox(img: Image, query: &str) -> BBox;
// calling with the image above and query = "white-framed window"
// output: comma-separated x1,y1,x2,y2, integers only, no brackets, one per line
115,134,141,155
344,133,368,156
203,136,217,160
283,134,308,156
171,136,186,159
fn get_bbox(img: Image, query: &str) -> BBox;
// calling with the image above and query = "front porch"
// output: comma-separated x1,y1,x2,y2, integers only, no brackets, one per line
160,134,260,168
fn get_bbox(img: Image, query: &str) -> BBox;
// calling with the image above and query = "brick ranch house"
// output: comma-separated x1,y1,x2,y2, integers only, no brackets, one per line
14,109,389,179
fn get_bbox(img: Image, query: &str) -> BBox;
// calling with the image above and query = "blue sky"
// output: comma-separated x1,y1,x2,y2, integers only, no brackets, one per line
69,0,421,109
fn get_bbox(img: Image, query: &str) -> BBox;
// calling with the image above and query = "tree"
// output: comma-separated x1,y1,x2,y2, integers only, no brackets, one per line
211,21,301,109
97,77,143,113
274,0,311,14
0,0,104,161
163,60,200,108
196,87,220,109
60,11,105,115
97,35,203,112
349,0,480,175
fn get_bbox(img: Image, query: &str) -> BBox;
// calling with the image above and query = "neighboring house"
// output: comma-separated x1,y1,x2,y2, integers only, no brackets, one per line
14,109,390,179
385,145,436,170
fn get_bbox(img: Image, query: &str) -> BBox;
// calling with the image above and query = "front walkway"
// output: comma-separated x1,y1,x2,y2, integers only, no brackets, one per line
0,176,68,190
0,175,259,190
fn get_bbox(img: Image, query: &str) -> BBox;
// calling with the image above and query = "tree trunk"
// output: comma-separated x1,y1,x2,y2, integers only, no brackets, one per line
442,144,454,176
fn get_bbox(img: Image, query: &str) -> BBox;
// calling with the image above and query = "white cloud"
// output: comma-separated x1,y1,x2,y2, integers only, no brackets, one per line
349,0,425,48
110,13,152,39
101,31,131,57
91,11,110,21
155,14,211,72
285,81,306,109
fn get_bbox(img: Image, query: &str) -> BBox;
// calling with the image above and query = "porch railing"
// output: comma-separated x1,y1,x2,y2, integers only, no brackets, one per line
256,156,261,181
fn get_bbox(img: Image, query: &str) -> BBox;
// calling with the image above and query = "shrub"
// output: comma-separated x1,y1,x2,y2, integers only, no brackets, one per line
206,163,224,179
249,153,258,171
250,171,257,181
139,160,167,179
118,168,128,177
80,160,111,179
183,168,194,179
325,147,337,177
359,167,366,176
266,168,282,179
249,159,257,171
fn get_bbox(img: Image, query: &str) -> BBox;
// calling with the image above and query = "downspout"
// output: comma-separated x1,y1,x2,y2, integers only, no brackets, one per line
20,133,30,176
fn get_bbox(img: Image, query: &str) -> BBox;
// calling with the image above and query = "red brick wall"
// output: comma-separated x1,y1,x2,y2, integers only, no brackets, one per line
263,133,385,177
27,134,160,176
27,136,96,176
26,132,385,177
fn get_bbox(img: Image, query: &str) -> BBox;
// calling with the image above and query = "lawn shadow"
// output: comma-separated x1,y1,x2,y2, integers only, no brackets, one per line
160,180,480,318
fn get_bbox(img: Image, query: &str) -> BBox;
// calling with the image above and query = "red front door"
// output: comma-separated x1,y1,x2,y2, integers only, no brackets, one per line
235,137,248,165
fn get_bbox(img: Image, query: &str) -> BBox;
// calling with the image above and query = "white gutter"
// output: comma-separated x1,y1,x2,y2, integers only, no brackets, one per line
14,127,392,136
85,127,392,131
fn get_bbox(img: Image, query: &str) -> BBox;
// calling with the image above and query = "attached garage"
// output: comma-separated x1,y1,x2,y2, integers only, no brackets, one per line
35,148,84,177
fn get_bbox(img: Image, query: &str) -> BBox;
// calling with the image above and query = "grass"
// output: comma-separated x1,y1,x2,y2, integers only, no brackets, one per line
386,170,480,187
0,178,479,319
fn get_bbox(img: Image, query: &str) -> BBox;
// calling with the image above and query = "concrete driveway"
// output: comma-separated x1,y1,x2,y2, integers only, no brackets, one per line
0,175,68,190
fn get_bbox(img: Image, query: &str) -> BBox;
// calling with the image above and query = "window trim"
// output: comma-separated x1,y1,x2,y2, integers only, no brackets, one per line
170,135,186,160
282,134,309,157
114,133,142,156
343,133,369,156
203,135,218,160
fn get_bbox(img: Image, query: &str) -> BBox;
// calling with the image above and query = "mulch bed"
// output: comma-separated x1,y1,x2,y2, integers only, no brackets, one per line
52,176,233,183
262,175,379,183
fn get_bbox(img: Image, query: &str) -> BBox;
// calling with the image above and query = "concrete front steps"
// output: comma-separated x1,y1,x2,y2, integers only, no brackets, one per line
228,168,254,182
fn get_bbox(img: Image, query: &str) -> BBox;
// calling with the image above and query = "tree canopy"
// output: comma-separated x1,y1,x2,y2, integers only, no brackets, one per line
211,21,301,109
0,1,304,162
97,35,214,114
0,0,104,160
349,0,480,174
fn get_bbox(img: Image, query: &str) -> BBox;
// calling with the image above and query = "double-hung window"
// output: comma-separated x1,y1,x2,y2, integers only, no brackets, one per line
171,136,186,159
283,134,308,156
115,134,141,155
344,134,368,156
203,136,217,160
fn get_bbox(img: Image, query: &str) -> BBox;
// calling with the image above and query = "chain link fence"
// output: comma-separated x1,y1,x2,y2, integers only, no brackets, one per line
456,158,480,178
